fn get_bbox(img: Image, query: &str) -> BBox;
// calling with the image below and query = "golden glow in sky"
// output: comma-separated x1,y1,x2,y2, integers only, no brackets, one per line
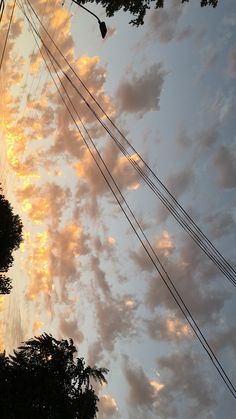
1,0,236,417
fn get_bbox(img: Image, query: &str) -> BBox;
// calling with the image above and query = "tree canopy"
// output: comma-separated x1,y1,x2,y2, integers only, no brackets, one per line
0,275,12,294
79,0,218,26
0,333,108,419
0,187,23,273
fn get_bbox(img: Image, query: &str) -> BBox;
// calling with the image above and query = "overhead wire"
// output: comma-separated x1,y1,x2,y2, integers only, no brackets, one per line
0,0,16,70
23,0,236,289
25,0,236,285
17,0,236,399
16,0,57,125
0,0,17,194
0,0,5,23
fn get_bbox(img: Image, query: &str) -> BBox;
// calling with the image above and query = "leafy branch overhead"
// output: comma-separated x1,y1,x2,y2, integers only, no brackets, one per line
79,0,218,26
0,334,108,419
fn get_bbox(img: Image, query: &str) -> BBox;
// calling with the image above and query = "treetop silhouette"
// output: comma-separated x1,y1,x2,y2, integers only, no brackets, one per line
0,186,23,277
0,333,108,419
78,0,218,27
0,275,12,294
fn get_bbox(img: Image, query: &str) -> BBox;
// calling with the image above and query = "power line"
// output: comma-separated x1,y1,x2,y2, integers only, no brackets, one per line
16,0,57,125
18,2,236,399
0,0,5,23
0,0,16,71
23,0,236,289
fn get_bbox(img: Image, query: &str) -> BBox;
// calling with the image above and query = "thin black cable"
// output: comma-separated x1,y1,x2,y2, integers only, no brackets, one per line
0,0,5,23
25,0,236,281
47,50,236,401
23,0,236,287
16,0,51,124
0,0,16,70
19,4,236,399
41,41,236,400
54,90,236,286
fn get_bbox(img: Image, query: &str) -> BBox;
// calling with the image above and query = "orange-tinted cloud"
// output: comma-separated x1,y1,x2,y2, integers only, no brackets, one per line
16,182,71,226
99,394,119,418
32,319,44,334
25,230,52,301
145,313,192,342
155,230,174,257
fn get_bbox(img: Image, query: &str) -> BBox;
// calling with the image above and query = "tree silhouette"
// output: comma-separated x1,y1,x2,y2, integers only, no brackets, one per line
0,333,108,419
0,187,23,273
0,275,12,294
79,0,218,26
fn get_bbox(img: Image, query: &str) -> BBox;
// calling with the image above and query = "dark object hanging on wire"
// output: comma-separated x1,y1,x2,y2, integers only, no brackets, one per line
0,0,5,22
71,0,107,38
98,20,107,38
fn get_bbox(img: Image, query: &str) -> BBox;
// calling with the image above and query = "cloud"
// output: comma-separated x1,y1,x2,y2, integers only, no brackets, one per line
111,152,143,191
32,319,44,334
25,230,52,301
148,3,182,42
227,46,236,78
145,312,192,342
176,124,219,151
74,143,144,218
50,54,115,158
59,313,84,344
123,357,164,407
211,325,236,357
198,45,219,79
1,3,235,419
48,222,89,299
213,145,236,188
131,233,230,325
24,220,89,304
0,6,24,64
87,340,104,367
0,289,25,354
156,350,216,418
116,64,167,117
104,27,117,41
130,246,154,273
209,92,234,123
92,234,116,257
16,182,71,226
156,203,171,224
90,255,111,297
155,230,175,256
0,8,25,139
93,293,138,352
176,25,193,42
130,230,174,272
166,166,195,199
123,356,168,418
198,126,219,149
122,351,215,418
98,394,119,418
204,211,235,239
135,0,186,49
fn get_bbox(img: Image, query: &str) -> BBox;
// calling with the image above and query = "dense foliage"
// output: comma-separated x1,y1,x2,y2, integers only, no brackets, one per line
0,188,23,293
0,275,12,294
79,0,218,26
0,334,108,419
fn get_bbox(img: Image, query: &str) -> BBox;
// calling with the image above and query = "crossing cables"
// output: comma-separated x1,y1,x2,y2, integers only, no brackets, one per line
17,0,236,399
22,0,236,290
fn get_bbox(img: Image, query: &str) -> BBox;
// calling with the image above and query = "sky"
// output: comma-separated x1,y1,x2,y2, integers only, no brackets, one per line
0,0,236,418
